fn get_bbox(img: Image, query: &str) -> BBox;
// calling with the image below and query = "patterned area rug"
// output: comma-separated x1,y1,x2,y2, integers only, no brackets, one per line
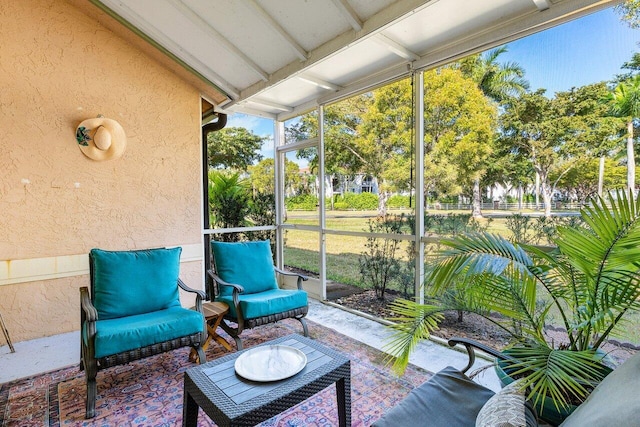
0,319,431,426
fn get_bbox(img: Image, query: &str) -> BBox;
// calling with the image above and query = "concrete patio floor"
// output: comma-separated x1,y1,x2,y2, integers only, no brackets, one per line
0,299,501,390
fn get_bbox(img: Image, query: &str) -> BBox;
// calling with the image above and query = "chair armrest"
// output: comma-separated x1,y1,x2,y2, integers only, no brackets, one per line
207,270,244,313
178,278,206,299
80,287,97,359
80,286,98,324
447,336,516,374
274,266,309,280
178,278,205,315
207,270,245,294
274,266,308,290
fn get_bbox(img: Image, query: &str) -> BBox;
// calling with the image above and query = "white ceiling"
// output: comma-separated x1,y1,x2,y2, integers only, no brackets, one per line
95,0,618,121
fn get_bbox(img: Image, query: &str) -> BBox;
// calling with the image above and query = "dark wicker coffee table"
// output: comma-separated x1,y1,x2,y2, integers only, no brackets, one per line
182,334,351,427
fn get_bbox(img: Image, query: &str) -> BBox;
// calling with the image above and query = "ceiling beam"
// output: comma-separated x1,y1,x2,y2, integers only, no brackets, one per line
243,0,308,61
315,0,616,111
246,98,294,112
298,74,343,91
166,0,269,81
373,33,420,61
223,105,278,120
230,0,436,109
331,0,363,31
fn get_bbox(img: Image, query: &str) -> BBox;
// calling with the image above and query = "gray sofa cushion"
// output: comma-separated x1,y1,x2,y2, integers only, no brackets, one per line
372,366,496,427
560,351,640,427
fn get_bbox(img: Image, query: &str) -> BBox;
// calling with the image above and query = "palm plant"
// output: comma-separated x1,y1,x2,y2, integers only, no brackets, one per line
208,170,251,241
607,74,640,191
459,45,530,104
457,45,530,216
385,190,640,412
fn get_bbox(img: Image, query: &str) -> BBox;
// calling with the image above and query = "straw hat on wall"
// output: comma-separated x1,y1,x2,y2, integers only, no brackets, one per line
76,116,127,161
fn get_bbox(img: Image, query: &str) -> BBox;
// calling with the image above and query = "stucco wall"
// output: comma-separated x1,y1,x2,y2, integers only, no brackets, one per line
0,0,204,342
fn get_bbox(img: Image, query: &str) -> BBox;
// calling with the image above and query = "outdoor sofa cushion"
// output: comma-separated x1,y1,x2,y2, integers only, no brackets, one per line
217,288,308,320
90,247,182,319
372,366,497,427
559,350,640,427
91,306,204,358
211,240,278,296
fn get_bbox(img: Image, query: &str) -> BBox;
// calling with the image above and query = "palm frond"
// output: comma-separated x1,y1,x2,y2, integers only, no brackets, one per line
503,345,609,412
383,298,444,374
428,232,533,294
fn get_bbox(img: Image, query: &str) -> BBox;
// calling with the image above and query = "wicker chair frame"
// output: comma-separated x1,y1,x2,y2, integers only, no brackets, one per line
207,266,308,350
80,273,206,419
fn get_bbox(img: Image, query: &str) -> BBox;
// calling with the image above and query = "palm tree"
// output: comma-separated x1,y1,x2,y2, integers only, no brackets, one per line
459,46,530,103
457,46,530,217
385,190,640,412
208,170,251,241
607,74,640,192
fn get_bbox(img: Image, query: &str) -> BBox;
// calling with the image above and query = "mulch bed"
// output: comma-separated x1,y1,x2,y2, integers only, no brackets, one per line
333,289,513,350
332,289,639,364
285,264,639,364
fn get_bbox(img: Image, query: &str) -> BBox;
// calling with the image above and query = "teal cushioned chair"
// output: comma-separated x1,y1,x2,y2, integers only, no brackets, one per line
208,240,308,350
80,247,206,419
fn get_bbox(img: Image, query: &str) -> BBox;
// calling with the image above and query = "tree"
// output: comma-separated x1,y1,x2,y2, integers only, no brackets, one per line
457,46,529,103
421,68,497,216
553,157,626,203
248,157,302,196
207,127,265,170
356,79,413,215
288,72,495,217
606,74,640,192
556,82,624,196
457,45,529,216
208,171,250,241
616,0,640,28
500,90,575,216
286,95,369,206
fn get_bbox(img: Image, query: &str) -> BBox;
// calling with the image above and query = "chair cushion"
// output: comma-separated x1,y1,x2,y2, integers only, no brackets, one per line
372,366,496,427
476,380,538,427
217,288,307,320
560,350,640,427
92,306,203,358
211,240,278,295
90,247,182,320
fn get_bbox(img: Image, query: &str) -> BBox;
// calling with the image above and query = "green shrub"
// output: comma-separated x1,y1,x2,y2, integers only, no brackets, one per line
505,213,534,244
285,194,318,210
208,171,250,241
333,201,349,210
423,213,488,235
336,192,378,210
439,195,458,204
388,194,411,208
359,216,404,299
505,214,585,246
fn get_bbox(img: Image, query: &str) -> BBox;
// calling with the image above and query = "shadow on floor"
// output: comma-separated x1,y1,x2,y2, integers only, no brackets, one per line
326,281,364,300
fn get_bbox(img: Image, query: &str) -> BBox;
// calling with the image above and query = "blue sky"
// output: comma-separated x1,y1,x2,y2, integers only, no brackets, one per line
226,6,640,160
500,7,640,96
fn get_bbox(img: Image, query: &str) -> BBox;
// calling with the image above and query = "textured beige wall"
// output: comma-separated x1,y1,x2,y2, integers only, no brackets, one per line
0,0,204,342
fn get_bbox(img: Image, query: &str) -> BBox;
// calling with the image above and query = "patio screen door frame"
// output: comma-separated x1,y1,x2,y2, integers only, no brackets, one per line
274,77,427,304
274,107,327,300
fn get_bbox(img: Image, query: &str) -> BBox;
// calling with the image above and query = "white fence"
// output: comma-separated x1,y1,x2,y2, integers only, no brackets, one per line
429,202,583,212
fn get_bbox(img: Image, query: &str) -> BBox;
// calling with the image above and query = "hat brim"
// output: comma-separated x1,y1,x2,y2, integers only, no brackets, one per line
76,117,126,161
